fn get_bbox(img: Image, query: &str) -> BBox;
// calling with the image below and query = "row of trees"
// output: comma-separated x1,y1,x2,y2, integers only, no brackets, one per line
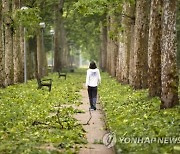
0,0,73,87
0,0,180,109
97,0,179,108
0,0,104,88
0,0,46,87
71,0,180,108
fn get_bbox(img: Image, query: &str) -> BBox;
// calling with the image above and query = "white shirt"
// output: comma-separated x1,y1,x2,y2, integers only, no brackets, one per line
86,68,101,87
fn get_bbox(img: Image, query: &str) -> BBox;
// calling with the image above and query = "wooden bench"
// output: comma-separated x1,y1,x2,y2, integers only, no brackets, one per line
58,71,67,80
37,78,52,92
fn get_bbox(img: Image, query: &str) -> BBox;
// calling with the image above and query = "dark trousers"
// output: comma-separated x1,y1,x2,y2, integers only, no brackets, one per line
88,86,97,109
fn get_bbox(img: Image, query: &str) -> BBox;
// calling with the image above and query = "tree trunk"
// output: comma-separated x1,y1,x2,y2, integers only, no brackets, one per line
0,2,5,87
116,35,124,81
129,24,135,85
43,50,48,76
99,21,107,71
118,2,135,84
3,0,14,86
161,0,179,108
28,37,37,79
148,0,162,97
54,6,61,72
37,31,43,78
106,15,118,77
54,0,64,72
111,16,118,77
31,36,38,79
132,0,149,89
106,16,111,74
26,39,35,79
13,0,24,83
111,40,118,77
61,23,68,68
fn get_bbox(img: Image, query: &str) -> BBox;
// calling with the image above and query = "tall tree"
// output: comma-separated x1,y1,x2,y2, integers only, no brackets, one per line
148,0,162,97
13,0,24,83
117,2,135,84
26,39,35,79
61,20,68,68
132,0,149,89
99,20,107,71
0,1,5,87
128,5,136,86
37,31,44,77
161,0,179,108
29,37,38,78
3,0,14,86
54,0,64,72
107,15,118,77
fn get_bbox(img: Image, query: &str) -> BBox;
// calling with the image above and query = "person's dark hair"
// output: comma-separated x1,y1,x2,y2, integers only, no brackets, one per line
89,61,97,69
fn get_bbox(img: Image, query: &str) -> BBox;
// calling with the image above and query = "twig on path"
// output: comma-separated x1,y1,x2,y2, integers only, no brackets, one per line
83,108,92,125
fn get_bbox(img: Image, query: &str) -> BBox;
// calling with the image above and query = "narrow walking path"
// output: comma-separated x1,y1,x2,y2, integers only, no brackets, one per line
74,85,115,154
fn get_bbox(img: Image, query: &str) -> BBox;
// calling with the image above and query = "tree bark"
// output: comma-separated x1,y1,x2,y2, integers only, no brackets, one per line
118,2,135,84
106,16,111,74
148,0,162,97
132,0,149,89
54,0,64,72
116,34,124,82
0,2,5,87
106,15,118,77
3,0,14,86
26,39,35,79
28,37,37,79
161,0,179,108
13,0,24,83
31,36,38,79
37,31,43,78
99,21,107,71
61,22,68,68
129,24,135,85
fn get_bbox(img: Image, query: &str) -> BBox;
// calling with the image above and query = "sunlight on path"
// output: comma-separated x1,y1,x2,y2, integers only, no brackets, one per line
74,84,115,154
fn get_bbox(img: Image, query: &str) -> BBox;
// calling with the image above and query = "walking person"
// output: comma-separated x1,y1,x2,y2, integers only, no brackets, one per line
86,61,101,110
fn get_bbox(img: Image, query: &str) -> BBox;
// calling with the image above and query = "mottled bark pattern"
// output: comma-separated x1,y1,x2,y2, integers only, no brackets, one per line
129,25,135,85
100,22,107,71
161,0,179,108
148,0,162,97
133,0,149,89
116,33,124,81
54,0,64,72
61,23,68,67
26,40,34,79
106,16,111,74
29,37,37,78
3,0,14,86
0,2,5,87
107,16,118,77
13,0,24,83
37,32,43,78
118,3,134,84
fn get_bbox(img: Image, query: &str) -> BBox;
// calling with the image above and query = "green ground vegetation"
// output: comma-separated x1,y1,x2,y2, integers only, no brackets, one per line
1,70,179,154
0,70,86,154
99,72,180,154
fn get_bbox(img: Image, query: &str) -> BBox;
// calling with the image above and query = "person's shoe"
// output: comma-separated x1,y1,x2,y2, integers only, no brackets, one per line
89,107,94,111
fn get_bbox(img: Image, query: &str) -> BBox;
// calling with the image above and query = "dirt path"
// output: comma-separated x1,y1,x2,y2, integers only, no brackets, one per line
74,85,115,154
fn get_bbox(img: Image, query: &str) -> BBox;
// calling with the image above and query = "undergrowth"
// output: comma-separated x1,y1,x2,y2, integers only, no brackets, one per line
0,70,86,154
99,72,180,154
